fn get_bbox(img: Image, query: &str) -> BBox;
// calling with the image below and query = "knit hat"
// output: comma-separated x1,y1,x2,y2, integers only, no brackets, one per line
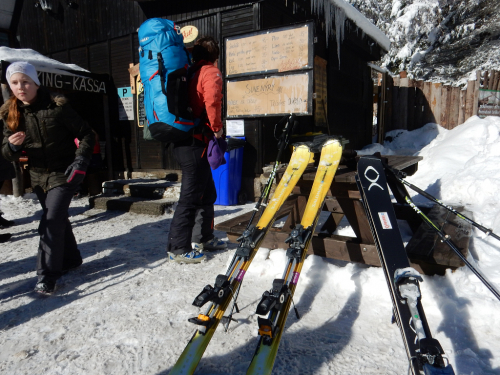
6,61,41,88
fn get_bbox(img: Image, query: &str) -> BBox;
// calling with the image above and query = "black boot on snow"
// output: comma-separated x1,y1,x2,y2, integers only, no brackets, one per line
34,280,56,294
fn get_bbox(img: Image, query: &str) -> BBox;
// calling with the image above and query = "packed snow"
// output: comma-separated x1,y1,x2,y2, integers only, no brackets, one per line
1,115,500,374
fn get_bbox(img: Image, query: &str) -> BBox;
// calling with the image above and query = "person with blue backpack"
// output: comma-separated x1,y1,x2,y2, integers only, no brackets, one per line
137,18,228,264
166,36,228,264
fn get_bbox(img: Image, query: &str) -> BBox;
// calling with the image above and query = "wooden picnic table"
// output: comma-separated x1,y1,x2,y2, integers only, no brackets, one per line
215,155,471,275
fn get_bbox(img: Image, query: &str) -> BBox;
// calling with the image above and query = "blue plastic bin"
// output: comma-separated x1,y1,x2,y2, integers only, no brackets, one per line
212,136,245,205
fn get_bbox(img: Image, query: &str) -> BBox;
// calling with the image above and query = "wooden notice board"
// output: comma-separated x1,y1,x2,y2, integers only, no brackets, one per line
225,23,313,78
226,72,312,117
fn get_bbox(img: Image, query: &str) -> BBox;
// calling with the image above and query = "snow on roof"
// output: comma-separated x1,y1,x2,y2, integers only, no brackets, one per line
0,46,88,76
312,0,391,52
331,0,391,51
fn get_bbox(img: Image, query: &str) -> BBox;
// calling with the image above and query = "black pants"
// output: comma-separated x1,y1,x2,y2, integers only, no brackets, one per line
167,143,217,255
34,184,82,282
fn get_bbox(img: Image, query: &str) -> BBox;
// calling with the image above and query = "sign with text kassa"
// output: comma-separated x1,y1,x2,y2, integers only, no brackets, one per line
118,87,134,121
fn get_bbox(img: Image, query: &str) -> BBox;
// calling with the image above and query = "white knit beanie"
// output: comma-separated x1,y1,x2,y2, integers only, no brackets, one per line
6,61,41,88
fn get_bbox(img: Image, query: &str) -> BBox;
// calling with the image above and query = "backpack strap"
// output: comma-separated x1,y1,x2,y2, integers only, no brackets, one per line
157,52,168,98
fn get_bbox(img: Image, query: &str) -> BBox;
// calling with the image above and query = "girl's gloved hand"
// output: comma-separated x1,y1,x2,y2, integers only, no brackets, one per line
65,155,90,185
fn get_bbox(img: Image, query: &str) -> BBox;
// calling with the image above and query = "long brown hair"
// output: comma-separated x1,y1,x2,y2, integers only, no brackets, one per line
5,96,21,132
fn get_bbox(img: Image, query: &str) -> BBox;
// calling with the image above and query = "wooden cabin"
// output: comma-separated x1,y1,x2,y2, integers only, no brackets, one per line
7,0,389,198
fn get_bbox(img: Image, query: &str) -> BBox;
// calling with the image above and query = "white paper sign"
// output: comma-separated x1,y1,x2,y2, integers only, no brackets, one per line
226,119,245,136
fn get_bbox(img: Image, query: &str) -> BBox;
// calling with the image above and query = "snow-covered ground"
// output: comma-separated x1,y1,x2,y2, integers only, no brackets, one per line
1,116,500,374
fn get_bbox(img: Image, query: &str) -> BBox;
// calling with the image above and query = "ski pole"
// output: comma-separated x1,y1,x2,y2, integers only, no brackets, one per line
223,114,294,275
386,165,500,242
404,195,500,302
224,114,296,330
245,113,295,230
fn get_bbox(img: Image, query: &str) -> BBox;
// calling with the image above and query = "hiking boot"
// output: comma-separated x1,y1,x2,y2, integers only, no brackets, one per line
192,236,228,252
34,280,56,294
168,250,205,264
0,216,14,228
0,233,11,243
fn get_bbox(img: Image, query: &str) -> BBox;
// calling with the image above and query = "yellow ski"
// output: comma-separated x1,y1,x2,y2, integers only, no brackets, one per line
169,144,313,375
246,138,342,375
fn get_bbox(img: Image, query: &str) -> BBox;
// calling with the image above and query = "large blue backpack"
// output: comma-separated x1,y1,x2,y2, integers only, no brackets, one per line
138,18,197,142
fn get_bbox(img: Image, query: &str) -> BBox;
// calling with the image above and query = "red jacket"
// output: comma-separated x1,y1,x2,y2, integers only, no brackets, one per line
189,61,223,133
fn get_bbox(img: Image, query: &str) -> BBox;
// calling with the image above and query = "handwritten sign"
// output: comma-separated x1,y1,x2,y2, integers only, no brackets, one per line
225,24,312,77
226,73,311,117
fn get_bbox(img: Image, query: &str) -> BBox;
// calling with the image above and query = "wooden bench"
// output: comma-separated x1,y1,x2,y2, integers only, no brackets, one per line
215,155,471,275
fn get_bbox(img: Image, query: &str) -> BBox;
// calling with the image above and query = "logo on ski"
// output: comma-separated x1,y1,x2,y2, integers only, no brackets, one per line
364,166,384,191
378,212,392,229
236,269,246,281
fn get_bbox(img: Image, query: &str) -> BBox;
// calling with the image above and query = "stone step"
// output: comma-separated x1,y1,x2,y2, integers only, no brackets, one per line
91,179,181,215
89,195,176,216
101,179,181,199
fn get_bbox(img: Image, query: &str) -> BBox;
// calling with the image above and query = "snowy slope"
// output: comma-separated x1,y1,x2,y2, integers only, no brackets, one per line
1,115,500,374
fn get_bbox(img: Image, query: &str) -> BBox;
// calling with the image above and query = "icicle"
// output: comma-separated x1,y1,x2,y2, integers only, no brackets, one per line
310,0,347,67
325,1,331,47
333,4,346,68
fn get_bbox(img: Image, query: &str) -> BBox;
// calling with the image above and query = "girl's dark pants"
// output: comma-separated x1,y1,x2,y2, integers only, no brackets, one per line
167,142,217,255
34,184,82,283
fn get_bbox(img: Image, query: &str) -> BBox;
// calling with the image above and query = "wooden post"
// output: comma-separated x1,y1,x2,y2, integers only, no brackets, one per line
494,71,500,91
414,80,424,129
458,88,466,125
464,80,475,121
473,70,481,117
422,81,433,124
385,74,394,135
392,85,400,130
129,63,136,95
440,85,451,129
449,87,460,129
407,79,416,131
429,82,442,125
483,70,489,89
376,73,384,143
399,77,409,130
489,70,497,90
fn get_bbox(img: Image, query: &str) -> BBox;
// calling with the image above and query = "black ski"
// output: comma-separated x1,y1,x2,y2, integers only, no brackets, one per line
356,156,454,375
